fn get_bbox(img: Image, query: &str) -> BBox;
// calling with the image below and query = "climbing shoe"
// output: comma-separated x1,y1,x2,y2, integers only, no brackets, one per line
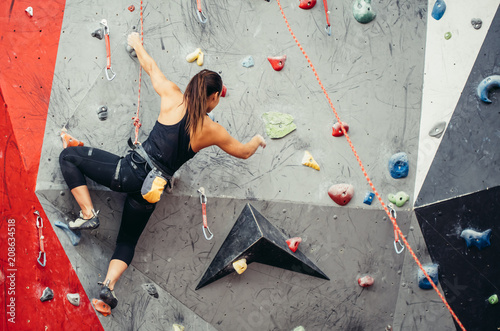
69,210,100,230
98,280,118,309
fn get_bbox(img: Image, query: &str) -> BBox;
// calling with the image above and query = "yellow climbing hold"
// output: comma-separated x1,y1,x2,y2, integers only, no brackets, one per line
197,51,204,66
302,150,320,170
173,324,185,331
186,48,202,63
233,258,247,274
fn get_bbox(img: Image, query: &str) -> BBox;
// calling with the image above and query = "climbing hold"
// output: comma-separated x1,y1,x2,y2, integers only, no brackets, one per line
444,32,452,40
233,258,248,274
128,5,135,12
471,18,482,30
97,106,108,121
142,283,159,298
25,6,33,17
302,150,320,171
60,129,84,147
388,152,409,179
328,184,354,206
292,327,306,331
358,275,374,287
126,44,137,58
428,121,446,138
267,55,286,71
186,48,202,63
40,287,54,302
418,264,439,290
262,112,297,139
241,56,255,68
92,298,111,316
388,191,410,207
332,122,349,137
221,85,227,98
299,0,316,9
173,324,185,331
431,0,446,20
67,293,80,306
363,192,375,205
477,75,500,103
352,0,376,24
91,28,104,40
286,237,302,253
54,221,81,246
460,228,492,250
197,51,204,66
488,294,498,305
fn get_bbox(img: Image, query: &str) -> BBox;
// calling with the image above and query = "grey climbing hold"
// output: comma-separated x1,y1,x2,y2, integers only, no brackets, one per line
292,326,306,331
460,228,492,250
262,112,297,139
388,191,409,207
429,121,446,138
67,293,80,306
418,264,439,290
353,0,376,24
431,0,446,20
142,283,159,298
471,18,482,30
388,152,409,179
97,106,108,121
54,221,81,246
477,75,500,103
241,55,255,68
40,287,54,302
91,28,104,40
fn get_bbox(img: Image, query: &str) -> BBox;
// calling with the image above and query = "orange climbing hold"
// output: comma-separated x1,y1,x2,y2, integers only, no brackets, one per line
60,129,84,148
286,237,302,253
268,55,287,71
92,298,111,316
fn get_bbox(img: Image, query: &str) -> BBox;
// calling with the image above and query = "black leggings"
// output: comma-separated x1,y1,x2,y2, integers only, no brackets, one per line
59,146,156,265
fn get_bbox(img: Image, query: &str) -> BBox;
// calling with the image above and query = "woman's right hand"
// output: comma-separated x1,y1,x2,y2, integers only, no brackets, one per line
254,134,266,149
127,32,141,49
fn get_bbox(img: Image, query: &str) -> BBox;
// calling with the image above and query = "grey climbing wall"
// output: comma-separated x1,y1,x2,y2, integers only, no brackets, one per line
36,0,458,329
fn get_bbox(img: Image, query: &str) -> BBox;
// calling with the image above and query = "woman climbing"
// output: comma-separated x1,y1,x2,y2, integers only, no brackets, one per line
59,32,266,309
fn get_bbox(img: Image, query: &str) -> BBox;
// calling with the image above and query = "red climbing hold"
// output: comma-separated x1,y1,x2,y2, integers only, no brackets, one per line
268,55,287,71
328,183,354,206
128,5,135,12
221,84,227,98
286,237,302,252
299,0,317,9
358,275,374,287
332,122,349,137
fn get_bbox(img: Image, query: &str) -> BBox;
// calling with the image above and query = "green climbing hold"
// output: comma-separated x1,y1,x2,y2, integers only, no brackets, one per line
444,32,452,40
388,191,409,207
262,112,297,139
353,0,376,24
488,294,498,305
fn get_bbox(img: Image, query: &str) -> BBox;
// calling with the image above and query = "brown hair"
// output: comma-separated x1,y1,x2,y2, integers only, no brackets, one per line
184,69,222,137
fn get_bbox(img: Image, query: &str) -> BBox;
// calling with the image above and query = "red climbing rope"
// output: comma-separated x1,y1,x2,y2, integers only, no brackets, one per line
274,0,466,329
132,0,144,145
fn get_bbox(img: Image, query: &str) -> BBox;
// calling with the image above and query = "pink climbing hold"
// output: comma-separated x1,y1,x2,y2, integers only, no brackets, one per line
221,84,227,98
358,275,374,287
299,0,317,9
268,55,287,71
332,122,349,137
286,237,302,253
328,184,354,206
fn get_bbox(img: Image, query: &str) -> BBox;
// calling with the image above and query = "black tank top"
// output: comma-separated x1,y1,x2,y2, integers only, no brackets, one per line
142,112,196,176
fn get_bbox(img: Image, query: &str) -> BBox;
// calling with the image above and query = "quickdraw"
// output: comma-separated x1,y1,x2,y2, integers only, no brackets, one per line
197,187,213,240
34,210,46,267
196,0,208,24
100,19,116,81
322,0,331,36
389,203,405,254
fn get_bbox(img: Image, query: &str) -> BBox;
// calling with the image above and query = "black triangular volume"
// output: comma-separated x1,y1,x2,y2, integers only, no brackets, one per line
416,6,500,207
196,203,329,290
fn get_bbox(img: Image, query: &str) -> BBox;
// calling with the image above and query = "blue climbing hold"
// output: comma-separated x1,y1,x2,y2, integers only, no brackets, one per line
431,0,446,20
418,264,439,290
363,192,375,205
477,75,500,103
242,56,255,68
388,152,409,179
460,228,492,250
55,221,81,246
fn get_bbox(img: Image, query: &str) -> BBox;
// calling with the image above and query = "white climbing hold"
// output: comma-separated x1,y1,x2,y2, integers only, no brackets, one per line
25,7,33,17
67,293,80,306
173,324,185,331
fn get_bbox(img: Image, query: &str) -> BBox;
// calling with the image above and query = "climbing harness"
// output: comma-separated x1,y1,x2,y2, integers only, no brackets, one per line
389,204,405,254
196,0,208,24
197,187,213,240
322,0,331,36
34,210,46,267
274,1,466,329
100,19,116,81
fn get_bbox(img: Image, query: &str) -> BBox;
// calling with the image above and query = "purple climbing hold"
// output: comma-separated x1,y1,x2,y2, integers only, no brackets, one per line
418,264,439,290
388,152,409,179
40,287,54,302
431,0,446,20
460,228,492,250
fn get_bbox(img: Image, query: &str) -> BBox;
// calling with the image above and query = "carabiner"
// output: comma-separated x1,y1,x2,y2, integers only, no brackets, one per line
35,210,43,228
196,0,208,24
38,251,46,267
202,225,214,240
325,24,331,36
388,203,397,219
198,187,213,240
394,240,405,254
198,187,207,204
100,19,116,81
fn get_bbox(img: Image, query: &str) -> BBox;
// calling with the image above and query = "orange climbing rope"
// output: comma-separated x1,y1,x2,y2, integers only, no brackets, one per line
274,0,466,329
132,0,144,145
